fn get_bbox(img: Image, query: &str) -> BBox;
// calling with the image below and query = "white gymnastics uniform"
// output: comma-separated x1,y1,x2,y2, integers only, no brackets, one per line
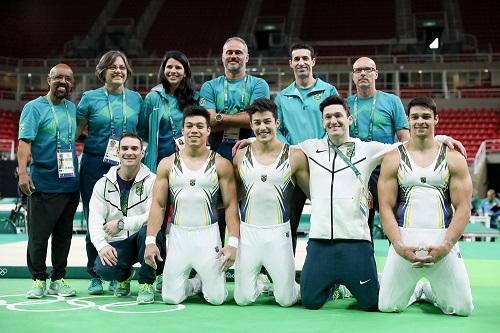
379,143,473,316
234,144,299,306
162,151,227,305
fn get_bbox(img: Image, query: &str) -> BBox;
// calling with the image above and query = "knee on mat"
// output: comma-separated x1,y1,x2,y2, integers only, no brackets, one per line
442,301,474,317
234,293,253,306
204,290,227,306
301,295,326,310
276,296,296,308
378,300,405,313
162,292,184,305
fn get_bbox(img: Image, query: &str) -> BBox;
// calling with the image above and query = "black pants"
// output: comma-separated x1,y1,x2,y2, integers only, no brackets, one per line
289,186,307,254
94,226,162,284
300,239,379,311
367,166,381,241
27,191,79,281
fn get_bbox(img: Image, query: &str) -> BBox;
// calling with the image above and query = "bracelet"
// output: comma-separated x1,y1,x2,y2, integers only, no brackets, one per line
227,236,239,249
145,235,156,246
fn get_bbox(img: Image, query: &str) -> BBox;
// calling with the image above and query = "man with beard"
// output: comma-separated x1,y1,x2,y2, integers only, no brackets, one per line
18,64,79,298
274,43,338,254
200,36,269,243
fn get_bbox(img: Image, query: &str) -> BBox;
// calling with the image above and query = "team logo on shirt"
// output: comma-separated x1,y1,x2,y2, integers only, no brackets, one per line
420,177,427,184
261,175,267,182
285,231,289,238
190,179,196,186
313,92,323,100
135,184,144,196
199,98,206,106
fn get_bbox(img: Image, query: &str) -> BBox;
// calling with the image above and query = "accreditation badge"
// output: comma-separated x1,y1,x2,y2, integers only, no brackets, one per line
103,138,120,165
174,136,186,151
57,149,75,178
222,127,240,143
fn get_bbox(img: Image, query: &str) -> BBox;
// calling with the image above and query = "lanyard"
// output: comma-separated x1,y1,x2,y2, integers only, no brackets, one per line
352,91,377,141
222,75,249,113
161,99,180,137
46,96,72,150
328,138,360,178
104,88,127,139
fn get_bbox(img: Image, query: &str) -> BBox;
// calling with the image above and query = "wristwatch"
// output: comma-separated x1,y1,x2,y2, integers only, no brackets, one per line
117,219,124,231
215,113,224,124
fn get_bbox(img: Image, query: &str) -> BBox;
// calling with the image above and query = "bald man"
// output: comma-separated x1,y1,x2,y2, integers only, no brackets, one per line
18,64,80,299
347,57,410,237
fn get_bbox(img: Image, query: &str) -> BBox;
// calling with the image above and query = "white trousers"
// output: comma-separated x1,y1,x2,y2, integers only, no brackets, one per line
379,227,473,316
234,222,299,307
162,223,227,305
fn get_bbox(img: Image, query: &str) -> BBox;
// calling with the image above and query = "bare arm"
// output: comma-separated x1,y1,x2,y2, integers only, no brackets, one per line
425,150,472,263
76,118,88,143
216,155,240,271
144,156,172,268
291,148,310,198
378,149,422,264
232,149,244,200
17,139,34,196
396,129,410,142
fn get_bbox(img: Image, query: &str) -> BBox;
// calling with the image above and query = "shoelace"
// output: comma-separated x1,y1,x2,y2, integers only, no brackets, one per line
139,284,153,293
58,278,70,287
91,279,102,287
33,280,45,288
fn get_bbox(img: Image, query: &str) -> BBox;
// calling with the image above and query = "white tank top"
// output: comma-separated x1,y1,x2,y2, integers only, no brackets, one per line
169,151,220,227
396,143,453,229
238,144,294,226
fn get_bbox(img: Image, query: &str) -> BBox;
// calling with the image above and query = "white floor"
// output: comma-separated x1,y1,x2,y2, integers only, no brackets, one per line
0,234,309,270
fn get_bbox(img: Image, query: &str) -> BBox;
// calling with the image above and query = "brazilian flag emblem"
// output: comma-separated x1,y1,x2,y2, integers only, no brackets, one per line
135,183,144,196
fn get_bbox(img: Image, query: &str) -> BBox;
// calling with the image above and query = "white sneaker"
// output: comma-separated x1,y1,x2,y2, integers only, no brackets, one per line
188,274,202,296
257,273,274,296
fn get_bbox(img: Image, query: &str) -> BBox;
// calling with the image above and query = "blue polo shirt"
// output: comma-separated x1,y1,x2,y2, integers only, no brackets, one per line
346,91,408,144
77,87,143,155
199,74,270,160
275,78,338,145
18,96,79,193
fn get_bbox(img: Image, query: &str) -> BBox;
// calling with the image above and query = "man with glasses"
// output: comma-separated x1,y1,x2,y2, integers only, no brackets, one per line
347,57,410,237
200,36,270,243
18,64,79,299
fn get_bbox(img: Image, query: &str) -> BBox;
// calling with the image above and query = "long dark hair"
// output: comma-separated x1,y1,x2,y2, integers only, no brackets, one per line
158,50,196,111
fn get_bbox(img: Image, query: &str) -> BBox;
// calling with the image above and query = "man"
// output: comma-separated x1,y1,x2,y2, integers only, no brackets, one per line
233,99,310,307
377,96,474,316
89,133,160,304
200,36,269,243
347,57,410,237
479,189,500,228
299,95,390,311
274,43,338,253
144,106,240,305
18,64,79,298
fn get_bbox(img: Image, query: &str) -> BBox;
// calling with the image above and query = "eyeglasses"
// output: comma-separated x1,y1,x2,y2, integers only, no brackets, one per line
50,75,73,82
353,67,376,74
108,65,127,72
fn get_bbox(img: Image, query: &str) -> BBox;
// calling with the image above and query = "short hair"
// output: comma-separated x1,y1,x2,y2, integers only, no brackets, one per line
182,106,211,127
245,98,278,120
119,132,143,148
223,36,248,53
319,95,350,116
95,50,133,83
406,96,438,117
289,43,316,59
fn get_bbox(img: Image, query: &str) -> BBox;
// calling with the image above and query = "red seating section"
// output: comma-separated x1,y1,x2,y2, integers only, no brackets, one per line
143,0,247,57
435,108,500,159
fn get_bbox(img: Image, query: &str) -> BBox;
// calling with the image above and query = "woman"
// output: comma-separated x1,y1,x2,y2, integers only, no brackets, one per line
139,50,198,172
76,50,143,295
138,50,198,293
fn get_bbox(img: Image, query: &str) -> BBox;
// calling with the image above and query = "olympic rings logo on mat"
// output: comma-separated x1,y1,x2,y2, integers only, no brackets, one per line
0,294,186,314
